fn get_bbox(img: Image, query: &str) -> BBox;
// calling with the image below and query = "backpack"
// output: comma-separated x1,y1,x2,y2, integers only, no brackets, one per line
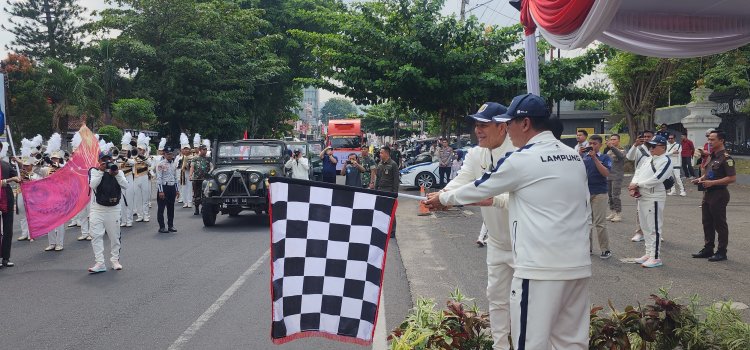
93,170,122,206
650,159,675,191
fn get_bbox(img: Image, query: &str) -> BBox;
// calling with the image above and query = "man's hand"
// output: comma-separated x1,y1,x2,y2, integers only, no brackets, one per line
158,192,165,200
424,192,449,211
588,149,597,159
628,183,638,191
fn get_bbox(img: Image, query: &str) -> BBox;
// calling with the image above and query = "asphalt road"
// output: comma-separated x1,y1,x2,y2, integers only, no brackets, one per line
0,186,411,350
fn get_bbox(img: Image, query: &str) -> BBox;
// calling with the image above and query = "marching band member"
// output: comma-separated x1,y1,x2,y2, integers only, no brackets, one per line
176,133,193,208
43,133,66,252
16,139,41,242
70,132,92,241
133,133,152,223
118,133,136,227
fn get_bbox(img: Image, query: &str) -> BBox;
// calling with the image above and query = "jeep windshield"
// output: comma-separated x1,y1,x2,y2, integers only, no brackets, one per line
217,143,282,161
329,136,361,149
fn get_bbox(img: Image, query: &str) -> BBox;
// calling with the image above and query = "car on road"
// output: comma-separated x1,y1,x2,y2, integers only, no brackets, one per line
201,139,288,226
399,160,440,189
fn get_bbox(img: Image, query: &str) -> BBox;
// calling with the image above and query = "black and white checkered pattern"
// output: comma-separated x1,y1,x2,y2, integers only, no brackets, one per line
268,177,397,345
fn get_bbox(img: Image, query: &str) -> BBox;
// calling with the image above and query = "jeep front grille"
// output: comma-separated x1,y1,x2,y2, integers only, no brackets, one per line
221,171,251,197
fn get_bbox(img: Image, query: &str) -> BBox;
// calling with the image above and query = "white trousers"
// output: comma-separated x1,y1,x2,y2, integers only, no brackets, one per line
638,199,665,260
180,179,192,206
510,277,590,350
18,192,30,239
133,175,151,220
670,168,685,194
120,175,134,225
477,223,488,244
48,224,65,247
90,203,122,264
487,245,514,350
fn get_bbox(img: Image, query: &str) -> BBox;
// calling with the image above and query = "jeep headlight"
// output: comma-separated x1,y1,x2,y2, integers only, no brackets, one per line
269,169,277,176
217,173,228,184
249,172,261,183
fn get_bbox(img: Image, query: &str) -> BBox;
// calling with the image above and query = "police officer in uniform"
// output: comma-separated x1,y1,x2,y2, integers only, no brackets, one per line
691,130,736,262
156,146,179,233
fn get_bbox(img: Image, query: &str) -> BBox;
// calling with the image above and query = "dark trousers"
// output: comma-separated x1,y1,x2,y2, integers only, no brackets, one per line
438,166,451,186
322,173,336,184
681,157,695,177
0,210,13,261
157,185,177,229
192,180,203,208
702,188,730,253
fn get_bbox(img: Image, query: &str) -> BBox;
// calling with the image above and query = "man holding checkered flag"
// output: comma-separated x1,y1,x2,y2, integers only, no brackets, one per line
268,177,397,345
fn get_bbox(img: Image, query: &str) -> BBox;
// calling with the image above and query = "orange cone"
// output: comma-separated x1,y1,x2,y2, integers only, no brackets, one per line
418,185,430,216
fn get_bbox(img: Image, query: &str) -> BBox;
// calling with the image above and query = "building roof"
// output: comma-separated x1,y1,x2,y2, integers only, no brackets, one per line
556,110,610,121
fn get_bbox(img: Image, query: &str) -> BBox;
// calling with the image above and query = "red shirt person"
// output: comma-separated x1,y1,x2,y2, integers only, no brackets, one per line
680,132,696,178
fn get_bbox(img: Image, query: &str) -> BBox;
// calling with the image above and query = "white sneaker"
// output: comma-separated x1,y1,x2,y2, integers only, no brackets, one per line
631,233,644,242
120,223,126,227
641,258,663,268
143,218,150,222
112,261,123,270
77,235,88,241
606,212,615,220
610,213,622,222
667,191,676,196
67,222,78,227
44,245,56,251
135,217,144,222
679,192,687,197
125,223,133,227
634,255,650,264
88,263,107,273
54,245,64,251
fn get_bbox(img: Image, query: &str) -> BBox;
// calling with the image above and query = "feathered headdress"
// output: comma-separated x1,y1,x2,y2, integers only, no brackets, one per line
180,133,190,149
31,134,44,151
158,137,167,151
47,133,62,152
71,132,82,150
193,133,201,148
121,132,133,151
21,138,34,158
202,139,211,151
137,132,148,149
99,139,107,152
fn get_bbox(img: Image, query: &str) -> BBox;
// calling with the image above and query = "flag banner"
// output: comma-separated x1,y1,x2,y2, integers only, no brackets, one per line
268,177,397,345
23,126,99,239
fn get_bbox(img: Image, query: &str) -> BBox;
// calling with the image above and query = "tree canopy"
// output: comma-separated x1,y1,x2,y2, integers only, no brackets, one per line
320,97,358,122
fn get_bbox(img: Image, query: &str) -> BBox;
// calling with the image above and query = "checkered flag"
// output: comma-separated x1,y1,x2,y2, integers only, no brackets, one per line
268,177,398,345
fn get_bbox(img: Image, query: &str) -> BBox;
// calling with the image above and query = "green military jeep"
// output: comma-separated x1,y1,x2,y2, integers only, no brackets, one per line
201,139,288,226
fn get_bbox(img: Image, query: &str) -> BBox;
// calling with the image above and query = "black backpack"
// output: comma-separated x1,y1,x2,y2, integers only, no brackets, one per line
650,158,675,191
93,171,122,206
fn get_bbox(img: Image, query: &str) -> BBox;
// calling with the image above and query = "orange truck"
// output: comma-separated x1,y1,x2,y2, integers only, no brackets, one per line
326,119,363,170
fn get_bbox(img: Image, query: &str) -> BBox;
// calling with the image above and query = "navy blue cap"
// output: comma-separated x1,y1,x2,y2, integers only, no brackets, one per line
647,135,668,146
466,102,507,123
494,93,549,122
164,145,175,154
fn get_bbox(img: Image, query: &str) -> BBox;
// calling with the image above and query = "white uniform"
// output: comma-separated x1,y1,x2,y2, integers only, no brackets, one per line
284,157,310,180
176,154,193,206
89,169,128,265
631,153,671,261
17,172,42,240
132,157,152,221
666,141,686,195
442,141,515,350
119,158,136,226
440,131,591,349
626,144,651,236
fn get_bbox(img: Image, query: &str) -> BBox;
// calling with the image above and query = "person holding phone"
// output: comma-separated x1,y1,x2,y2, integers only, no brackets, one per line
341,153,365,187
319,147,338,183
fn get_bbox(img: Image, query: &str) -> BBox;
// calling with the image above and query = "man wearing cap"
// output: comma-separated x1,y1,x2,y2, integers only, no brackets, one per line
691,130,736,262
626,130,654,242
434,101,516,350
436,137,453,187
156,146,179,233
628,135,672,268
87,150,129,273
425,93,591,349
190,143,213,215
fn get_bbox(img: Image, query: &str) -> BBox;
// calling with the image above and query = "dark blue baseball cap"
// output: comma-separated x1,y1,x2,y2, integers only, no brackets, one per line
466,102,508,123
647,135,668,146
164,145,175,154
493,93,549,122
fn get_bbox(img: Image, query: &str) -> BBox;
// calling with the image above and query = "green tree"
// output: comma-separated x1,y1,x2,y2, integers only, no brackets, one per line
320,97,358,123
112,98,156,130
1,53,53,139
41,58,103,132
292,0,608,136
2,0,85,63
96,125,122,144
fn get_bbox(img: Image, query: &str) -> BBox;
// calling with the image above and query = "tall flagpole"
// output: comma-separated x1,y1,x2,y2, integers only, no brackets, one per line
3,74,21,176
5,125,21,176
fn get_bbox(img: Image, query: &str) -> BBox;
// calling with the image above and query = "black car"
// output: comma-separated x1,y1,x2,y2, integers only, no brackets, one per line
200,139,288,226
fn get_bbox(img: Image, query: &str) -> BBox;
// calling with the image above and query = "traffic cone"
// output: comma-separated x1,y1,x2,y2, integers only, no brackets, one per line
418,185,430,216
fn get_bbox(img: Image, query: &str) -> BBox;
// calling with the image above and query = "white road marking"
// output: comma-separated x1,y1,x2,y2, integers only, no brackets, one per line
168,249,270,350
372,291,388,350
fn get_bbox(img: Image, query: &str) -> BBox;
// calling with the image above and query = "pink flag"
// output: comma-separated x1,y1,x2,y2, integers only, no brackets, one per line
23,126,100,239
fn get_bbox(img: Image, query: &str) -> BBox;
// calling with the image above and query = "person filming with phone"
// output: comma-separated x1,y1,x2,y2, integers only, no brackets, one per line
285,149,310,180
319,146,338,184
341,153,365,187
